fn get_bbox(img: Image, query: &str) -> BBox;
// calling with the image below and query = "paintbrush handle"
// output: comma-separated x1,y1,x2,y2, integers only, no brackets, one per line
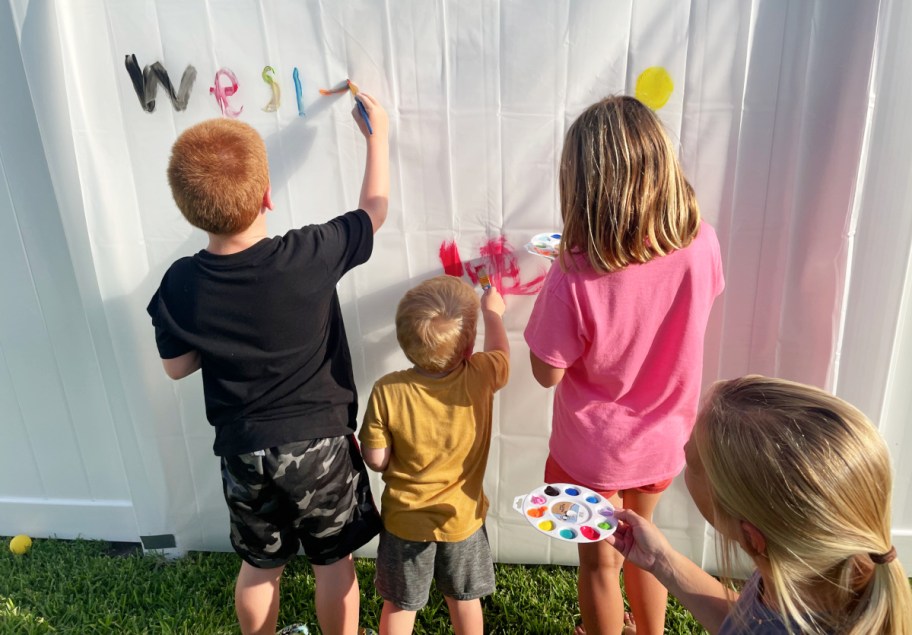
356,99,373,135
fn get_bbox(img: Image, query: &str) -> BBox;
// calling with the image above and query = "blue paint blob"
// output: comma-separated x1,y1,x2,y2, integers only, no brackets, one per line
585,495,599,504
565,487,580,496
293,67,305,117
559,528,577,540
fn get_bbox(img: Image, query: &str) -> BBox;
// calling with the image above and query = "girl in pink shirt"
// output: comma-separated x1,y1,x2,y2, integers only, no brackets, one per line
524,96,724,635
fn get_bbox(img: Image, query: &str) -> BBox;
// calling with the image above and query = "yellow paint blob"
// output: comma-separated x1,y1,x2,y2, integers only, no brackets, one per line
538,520,555,531
635,67,674,110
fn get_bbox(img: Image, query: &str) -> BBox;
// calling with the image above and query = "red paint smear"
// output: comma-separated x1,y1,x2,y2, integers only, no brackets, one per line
437,237,546,296
479,236,546,296
439,241,464,277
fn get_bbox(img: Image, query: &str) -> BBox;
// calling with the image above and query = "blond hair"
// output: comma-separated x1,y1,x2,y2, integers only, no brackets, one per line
396,275,480,373
167,118,269,235
694,375,912,634
559,96,700,273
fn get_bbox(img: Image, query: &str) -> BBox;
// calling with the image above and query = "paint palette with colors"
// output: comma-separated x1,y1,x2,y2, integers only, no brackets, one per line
525,232,561,260
512,483,617,543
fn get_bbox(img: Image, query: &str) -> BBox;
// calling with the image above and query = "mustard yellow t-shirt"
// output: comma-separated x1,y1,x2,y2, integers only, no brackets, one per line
358,350,509,542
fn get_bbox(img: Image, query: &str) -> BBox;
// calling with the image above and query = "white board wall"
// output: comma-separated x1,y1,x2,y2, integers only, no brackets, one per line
1,0,908,571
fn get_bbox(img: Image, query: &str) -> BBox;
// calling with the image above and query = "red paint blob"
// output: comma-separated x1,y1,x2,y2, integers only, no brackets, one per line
438,241,464,277
436,237,547,297
580,526,600,541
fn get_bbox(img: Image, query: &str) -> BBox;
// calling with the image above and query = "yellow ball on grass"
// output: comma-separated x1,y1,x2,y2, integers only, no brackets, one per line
9,535,32,555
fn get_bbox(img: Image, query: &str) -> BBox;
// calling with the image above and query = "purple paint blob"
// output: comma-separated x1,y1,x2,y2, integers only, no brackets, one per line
598,508,614,518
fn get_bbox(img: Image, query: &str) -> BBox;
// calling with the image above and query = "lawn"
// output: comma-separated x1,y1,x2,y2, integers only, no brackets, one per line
0,537,707,634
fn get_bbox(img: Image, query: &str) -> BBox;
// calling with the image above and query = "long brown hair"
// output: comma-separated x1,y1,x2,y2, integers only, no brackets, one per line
559,96,700,273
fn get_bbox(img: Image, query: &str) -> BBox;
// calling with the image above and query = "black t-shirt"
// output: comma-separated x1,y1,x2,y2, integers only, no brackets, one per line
147,210,373,456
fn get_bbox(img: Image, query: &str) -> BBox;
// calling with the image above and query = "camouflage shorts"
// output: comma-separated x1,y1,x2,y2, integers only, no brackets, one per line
220,435,381,568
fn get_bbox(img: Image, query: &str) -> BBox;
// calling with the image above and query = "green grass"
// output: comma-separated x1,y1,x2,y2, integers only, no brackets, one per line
0,537,706,634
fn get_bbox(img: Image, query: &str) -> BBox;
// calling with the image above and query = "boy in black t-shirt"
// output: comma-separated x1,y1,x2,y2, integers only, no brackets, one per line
147,94,388,635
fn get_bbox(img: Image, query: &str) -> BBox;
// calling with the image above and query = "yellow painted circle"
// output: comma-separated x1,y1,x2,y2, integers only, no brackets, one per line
635,67,674,110
9,535,32,555
538,520,555,532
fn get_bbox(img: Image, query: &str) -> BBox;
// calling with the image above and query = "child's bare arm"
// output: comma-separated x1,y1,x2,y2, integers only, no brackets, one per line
161,350,201,380
481,286,509,355
352,93,389,234
607,509,736,632
362,446,390,472
530,352,564,387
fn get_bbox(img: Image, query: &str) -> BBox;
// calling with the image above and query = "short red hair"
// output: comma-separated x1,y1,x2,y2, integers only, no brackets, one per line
167,118,269,235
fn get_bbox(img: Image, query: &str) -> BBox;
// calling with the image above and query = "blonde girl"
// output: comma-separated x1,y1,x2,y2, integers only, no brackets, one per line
608,375,912,634
524,95,724,635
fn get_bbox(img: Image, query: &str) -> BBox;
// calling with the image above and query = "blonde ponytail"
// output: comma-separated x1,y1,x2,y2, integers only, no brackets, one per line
695,376,912,634
846,559,912,635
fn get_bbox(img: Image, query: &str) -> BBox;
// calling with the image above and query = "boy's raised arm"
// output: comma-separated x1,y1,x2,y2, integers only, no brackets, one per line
352,93,389,234
481,287,509,355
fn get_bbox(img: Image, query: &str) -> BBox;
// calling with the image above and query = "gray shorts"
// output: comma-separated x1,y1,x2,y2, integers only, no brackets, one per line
375,526,495,611
220,435,381,568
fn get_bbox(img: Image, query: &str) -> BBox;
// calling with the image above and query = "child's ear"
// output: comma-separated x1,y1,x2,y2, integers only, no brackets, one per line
261,186,273,213
740,520,767,558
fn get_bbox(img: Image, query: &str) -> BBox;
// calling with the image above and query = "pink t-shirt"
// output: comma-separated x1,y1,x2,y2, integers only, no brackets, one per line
524,223,724,490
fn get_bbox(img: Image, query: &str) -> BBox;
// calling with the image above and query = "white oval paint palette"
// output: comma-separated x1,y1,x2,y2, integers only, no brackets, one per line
513,483,617,543
525,232,561,260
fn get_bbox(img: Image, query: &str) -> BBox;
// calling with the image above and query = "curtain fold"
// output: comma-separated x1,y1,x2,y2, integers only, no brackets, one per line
4,0,893,563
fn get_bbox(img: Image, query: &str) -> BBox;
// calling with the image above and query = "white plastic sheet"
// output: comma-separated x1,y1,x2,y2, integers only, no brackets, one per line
4,0,907,567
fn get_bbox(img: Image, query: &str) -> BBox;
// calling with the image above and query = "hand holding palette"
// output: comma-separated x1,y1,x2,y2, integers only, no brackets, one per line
513,483,617,543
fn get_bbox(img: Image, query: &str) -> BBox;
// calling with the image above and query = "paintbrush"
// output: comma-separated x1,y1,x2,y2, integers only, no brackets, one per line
475,265,492,290
319,80,373,134
347,80,373,135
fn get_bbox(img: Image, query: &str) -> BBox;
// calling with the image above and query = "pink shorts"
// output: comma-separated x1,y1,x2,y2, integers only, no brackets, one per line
544,454,673,500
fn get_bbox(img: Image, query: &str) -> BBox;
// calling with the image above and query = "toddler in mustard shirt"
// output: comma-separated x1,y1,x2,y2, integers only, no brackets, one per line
359,275,509,634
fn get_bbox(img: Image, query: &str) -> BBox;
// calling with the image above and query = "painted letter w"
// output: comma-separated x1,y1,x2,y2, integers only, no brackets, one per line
124,54,196,112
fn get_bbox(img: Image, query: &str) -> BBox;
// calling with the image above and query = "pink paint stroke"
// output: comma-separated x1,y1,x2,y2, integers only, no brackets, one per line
210,68,243,118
